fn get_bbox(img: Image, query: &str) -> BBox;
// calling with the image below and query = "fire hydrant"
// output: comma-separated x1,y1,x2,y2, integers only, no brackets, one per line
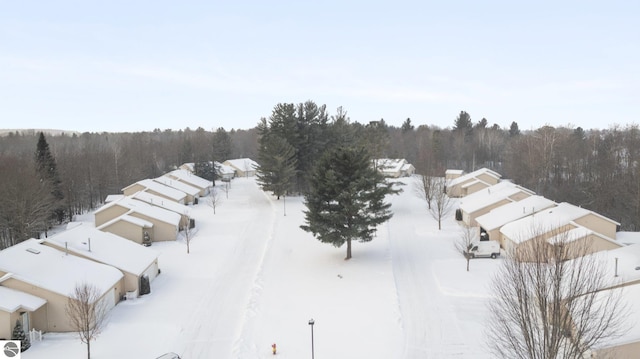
272,343,277,355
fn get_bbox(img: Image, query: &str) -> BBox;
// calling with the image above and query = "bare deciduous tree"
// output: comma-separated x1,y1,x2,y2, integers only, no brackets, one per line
455,223,476,272
414,174,436,210
428,177,453,230
182,214,196,254
208,187,220,214
487,228,629,359
66,282,108,359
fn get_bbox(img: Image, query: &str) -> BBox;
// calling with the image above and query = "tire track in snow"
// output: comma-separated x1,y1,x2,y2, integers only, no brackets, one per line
178,179,276,358
230,186,280,357
387,189,470,358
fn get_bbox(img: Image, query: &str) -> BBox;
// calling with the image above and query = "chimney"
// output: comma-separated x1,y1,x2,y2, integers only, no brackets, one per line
88,237,92,252
615,257,619,277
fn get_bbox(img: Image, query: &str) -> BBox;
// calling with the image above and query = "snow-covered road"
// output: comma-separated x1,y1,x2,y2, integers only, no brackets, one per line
23,177,497,359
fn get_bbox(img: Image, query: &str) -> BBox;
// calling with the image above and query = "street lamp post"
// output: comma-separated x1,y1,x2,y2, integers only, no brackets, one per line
308,318,315,359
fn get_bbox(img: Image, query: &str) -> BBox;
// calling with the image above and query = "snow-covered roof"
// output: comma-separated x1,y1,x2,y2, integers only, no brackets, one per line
500,202,618,244
586,244,640,288
95,196,181,226
0,286,47,313
0,239,123,299
179,163,195,172
546,226,618,246
447,167,501,187
215,162,235,176
375,159,406,172
224,158,259,171
132,191,191,217
616,232,640,246
123,179,186,202
591,282,640,350
153,176,201,197
165,169,212,189
459,181,535,214
460,178,491,189
44,223,158,276
475,195,557,231
105,194,125,203
445,169,464,175
97,214,154,230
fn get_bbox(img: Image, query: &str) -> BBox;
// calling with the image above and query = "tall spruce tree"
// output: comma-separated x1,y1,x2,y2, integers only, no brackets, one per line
34,132,65,224
256,134,297,200
301,146,399,260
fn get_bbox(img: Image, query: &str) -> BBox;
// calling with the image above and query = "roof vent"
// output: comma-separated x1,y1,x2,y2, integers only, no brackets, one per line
26,248,40,254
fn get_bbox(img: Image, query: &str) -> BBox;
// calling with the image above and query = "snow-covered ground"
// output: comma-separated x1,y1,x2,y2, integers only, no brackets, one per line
22,177,500,359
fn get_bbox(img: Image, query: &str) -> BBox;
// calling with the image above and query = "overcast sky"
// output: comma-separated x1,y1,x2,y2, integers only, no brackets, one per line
1,1,638,133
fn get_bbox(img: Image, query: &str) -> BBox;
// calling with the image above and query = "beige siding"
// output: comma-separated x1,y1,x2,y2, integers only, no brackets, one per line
462,182,490,197
0,310,11,339
592,341,640,359
464,199,512,227
94,205,129,227
122,183,146,196
574,214,618,239
508,192,531,202
1,277,123,333
448,179,473,197
476,173,500,186
128,213,177,242
566,235,622,258
100,220,147,245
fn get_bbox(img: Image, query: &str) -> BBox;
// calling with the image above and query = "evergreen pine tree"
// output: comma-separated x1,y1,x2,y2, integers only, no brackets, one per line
34,132,65,223
256,134,297,200
12,319,30,351
301,146,400,260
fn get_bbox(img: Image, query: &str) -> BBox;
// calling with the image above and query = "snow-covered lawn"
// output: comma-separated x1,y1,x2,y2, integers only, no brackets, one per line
23,177,500,359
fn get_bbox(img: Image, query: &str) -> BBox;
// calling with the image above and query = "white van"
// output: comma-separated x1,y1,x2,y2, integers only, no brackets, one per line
466,239,500,259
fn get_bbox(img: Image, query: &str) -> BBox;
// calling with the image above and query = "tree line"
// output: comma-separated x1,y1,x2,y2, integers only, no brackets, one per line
2,103,640,247
0,127,257,248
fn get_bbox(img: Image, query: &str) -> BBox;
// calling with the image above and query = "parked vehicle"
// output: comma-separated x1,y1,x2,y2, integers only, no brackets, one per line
465,239,500,259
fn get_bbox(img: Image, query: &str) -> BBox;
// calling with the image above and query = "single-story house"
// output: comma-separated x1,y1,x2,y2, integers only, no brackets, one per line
178,163,195,173
446,168,502,197
500,202,621,259
475,195,557,247
458,181,535,227
164,169,213,196
588,282,640,358
153,176,201,204
223,158,259,177
575,244,640,358
0,239,123,333
445,169,464,181
132,191,191,229
122,179,187,204
374,159,416,178
215,162,236,182
0,286,47,340
94,196,180,243
42,223,159,295
97,214,154,246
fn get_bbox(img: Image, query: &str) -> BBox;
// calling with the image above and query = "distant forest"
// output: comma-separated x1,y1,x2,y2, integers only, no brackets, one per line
2,102,640,248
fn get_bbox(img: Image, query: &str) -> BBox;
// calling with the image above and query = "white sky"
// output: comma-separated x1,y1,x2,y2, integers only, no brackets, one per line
1,1,638,133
